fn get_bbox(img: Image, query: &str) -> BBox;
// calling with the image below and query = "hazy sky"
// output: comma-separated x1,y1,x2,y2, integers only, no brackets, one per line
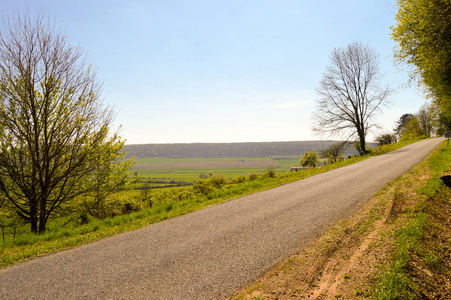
2,1,426,145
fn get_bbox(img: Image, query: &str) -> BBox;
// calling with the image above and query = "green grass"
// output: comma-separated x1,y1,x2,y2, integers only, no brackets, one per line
134,157,272,164
132,157,299,183
372,141,451,299
0,138,428,268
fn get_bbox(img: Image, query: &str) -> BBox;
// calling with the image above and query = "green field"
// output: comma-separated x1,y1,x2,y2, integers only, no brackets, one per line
131,157,299,183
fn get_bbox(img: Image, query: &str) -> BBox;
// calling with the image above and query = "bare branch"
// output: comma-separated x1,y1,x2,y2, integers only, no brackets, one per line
312,42,393,154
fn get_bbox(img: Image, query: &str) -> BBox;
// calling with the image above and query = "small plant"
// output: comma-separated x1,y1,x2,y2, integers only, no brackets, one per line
262,168,276,179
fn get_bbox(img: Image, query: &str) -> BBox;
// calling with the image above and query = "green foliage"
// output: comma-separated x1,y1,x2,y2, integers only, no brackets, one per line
248,173,259,181
192,180,214,196
262,168,277,179
391,0,451,121
400,116,426,141
84,135,136,219
299,151,319,168
0,13,129,233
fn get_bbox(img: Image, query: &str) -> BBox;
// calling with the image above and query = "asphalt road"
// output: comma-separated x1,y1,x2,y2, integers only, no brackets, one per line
0,138,445,299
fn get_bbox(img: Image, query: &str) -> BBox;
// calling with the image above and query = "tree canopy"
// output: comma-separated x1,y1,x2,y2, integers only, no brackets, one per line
391,0,451,116
0,13,131,233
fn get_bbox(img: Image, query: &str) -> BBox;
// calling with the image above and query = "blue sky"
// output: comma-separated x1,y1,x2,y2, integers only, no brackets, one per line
2,0,425,144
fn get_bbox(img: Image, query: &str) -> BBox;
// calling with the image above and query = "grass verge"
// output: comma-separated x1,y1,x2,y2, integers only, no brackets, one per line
372,142,451,299
232,140,450,299
0,139,426,268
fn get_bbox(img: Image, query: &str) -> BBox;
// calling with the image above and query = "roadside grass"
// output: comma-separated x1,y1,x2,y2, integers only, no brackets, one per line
0,138,425,268
232,139,448,299
372,142,451,299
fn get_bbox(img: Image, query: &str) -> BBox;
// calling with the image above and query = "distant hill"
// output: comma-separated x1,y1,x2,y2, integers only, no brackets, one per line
122,141,365,158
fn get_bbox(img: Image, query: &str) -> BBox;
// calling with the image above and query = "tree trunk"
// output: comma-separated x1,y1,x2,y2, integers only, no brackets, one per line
39,199,47,233
359,137,366,155
30,202,38,233
357,126,366,155
31,218,38,233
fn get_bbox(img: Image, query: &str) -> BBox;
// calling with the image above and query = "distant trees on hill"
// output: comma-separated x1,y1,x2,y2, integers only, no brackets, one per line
122,141,363,159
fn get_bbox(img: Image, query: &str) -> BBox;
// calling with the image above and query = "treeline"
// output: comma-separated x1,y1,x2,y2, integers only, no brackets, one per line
122,141,362,158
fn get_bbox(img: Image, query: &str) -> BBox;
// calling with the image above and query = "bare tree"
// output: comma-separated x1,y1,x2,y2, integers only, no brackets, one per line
312,42,392,154
417,103,433,137
319,141,348,164
0,13,124,233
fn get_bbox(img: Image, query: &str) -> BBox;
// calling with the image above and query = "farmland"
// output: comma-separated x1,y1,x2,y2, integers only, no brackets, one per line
131,157,299,187
125,140,364,189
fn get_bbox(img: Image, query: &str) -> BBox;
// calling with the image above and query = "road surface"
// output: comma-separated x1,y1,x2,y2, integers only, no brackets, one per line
0,138,445,299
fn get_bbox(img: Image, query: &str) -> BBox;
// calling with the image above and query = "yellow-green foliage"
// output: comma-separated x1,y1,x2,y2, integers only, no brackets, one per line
391,0,451,110
299,151,319,168
400,117,425,141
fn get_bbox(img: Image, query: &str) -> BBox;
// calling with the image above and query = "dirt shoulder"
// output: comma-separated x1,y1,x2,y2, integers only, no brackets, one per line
232,144,451,299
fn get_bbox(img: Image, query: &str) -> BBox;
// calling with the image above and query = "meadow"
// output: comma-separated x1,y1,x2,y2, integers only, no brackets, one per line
131,156,299,186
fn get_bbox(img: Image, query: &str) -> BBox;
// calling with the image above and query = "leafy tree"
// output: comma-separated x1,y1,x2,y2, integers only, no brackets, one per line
87,135,135,219
299,151,319,168
433,104,451,135
391,0,451,104
312,42,392,155
0,13,129,233
320,142,347,164
395,113,414,138
400,116,424,141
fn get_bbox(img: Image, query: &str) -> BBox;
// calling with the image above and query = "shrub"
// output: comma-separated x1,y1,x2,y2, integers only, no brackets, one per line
193,180,214,195
262,168,277,179
210,175,227,189
232,176,247,184
299,151,319,168
376,133,397,145
248,172,259,181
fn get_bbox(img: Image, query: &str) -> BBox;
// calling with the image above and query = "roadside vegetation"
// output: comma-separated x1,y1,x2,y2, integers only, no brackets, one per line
233,141,450,299
0,138,424,268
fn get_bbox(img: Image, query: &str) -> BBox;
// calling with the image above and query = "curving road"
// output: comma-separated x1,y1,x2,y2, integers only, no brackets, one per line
0,138,445,299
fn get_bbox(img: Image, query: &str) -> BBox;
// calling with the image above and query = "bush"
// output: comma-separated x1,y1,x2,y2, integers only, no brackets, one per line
232,176,247,184
248,173,259,181
262,168,277,179
210,175,227,188
299,151,319,168
193,180,214,195
376,133,397,145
